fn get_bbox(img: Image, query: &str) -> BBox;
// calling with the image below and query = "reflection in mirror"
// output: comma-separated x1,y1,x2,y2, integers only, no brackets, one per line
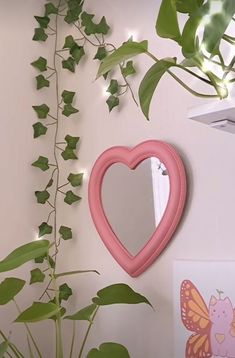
102,158,170,256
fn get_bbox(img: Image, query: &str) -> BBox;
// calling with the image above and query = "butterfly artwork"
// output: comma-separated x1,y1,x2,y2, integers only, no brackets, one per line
180,280,235,358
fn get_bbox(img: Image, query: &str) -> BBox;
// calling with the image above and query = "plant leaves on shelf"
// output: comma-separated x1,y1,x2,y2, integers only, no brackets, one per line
92,283,152,306
15,302,60,323
62,104,79,117
0,240,50,273
59,226,73,240
0,278,25,305
138,58,177,120
33,28,48,42
61,90,75,104
97,40,148,78
65,303,97,322
35,190,50,204
61,147,78,160
59,283,73,302
87,343,130,358
31,57,47,72
30,268,45,285
32,104,50,119
122,60,136,77
68,173,83,187
33,122,47,138
156,0,181,44
106,95,119,112
94,47,107,61
36,75,50,90
32,156,49,171
38,222,53,237
64,191,81,205
62,57,76,73
34,16,50,29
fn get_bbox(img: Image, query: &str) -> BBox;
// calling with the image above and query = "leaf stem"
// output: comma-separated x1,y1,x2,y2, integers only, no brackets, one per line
0,331,23,358
78,306,99,358
69,322,76,358
13,300,42,358
55,269,100,279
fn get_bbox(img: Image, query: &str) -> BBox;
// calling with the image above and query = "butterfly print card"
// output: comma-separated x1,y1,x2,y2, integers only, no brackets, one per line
173,260,235,358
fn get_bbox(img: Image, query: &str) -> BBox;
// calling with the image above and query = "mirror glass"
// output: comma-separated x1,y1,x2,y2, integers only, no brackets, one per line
102,158,170,256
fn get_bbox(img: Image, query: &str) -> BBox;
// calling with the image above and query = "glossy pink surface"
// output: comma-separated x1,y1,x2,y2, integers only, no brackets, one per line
88,140,187,277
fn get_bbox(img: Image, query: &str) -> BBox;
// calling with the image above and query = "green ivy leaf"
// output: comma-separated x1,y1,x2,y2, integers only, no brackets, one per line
45,3,58,16
38,222,53,237
32,104,50,119
107,79,119,95
34,16,50,29
65,135,79,149
36,75,50,90
61,147,78,161
65,303,97,322
96,16,110,34
64,191,81,205
30,268,45,285
68,173,83,187
15,302,60,323
122,61,136,77
46,178,53,189
59,226,72,240
31,57,47,72
0,278,25,305
87,343,130,358
139,58,176,120
62,104,79,117
94,47,107,61
35,190,50,204
70,45,85,64
59,283,72,302
97,41,148,78
48,256,55,269
0,240,50,273
92,283,152,306
34,254,47,264
64,2,83,24
33,122,47,138
62,57,76,73
156,0,181,44
61,90,75,104
32,156,49,171
63,35,77,49
33,28,48,42
106,96,119,112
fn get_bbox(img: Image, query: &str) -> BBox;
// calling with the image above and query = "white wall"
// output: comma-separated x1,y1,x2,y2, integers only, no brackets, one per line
1,1,235,357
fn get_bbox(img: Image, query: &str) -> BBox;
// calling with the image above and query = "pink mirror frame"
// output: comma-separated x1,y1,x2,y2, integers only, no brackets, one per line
88,140,187,277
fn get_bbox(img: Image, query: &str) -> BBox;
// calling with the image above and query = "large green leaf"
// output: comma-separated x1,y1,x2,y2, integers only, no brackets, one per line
175,0,204,14
97,41,148,78
181,3,209,58
87,342,130,358
92,284,151,306
139,58,176,120
15,302,60,323
203,0,235,54
0,240,50,273
64,303,97,322
0,278,25,305
0,341,9,358
156,0,181,44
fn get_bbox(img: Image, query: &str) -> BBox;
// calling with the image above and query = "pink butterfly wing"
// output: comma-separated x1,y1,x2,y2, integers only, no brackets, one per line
180,280,212,358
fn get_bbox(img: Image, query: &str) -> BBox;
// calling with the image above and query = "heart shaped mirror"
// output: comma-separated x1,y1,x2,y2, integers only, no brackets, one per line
88,140,187,277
